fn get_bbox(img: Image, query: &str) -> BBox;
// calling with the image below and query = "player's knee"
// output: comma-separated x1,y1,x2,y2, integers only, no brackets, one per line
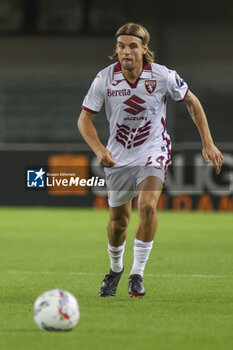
110,215,129,236
138,201,156,219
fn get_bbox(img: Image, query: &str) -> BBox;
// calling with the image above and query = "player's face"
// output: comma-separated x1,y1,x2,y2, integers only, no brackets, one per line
116,35,147,71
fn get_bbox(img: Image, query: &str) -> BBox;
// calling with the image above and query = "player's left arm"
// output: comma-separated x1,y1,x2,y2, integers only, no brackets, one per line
183,90,224,174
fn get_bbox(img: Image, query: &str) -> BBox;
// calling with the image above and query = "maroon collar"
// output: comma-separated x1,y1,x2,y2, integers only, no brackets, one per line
113,61,151,73
113,61,152,88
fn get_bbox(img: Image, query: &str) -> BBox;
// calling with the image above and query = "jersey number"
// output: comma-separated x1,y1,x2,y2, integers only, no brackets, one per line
146,156,165,168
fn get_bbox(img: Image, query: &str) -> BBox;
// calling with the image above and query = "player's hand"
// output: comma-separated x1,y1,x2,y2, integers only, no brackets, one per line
96,148,117,167
202,143,224,175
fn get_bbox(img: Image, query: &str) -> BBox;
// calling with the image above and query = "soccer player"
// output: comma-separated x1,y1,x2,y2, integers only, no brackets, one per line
78,23,223,298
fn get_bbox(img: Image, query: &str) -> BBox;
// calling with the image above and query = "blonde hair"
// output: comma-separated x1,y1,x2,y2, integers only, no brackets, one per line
109,22,155,64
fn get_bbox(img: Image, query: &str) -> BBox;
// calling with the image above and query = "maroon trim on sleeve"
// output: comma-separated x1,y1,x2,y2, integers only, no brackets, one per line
81,105,99,114
177,87,189,102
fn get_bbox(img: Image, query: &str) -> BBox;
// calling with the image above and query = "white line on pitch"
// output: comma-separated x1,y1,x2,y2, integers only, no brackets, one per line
146,273,228,279
5,270,231,279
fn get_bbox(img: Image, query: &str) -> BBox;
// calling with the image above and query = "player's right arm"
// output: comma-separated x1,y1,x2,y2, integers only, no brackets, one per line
77,110,117,167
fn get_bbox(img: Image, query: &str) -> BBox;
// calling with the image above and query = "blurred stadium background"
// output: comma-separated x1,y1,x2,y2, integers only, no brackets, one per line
0,0,232,209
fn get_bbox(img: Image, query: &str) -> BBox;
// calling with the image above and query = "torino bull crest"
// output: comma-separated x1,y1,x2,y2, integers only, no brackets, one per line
144,80,157,94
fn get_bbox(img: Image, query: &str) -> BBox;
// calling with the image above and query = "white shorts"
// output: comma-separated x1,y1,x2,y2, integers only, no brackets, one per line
105,153,171,207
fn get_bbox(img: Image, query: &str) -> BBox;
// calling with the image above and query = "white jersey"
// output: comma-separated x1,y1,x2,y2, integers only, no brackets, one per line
82,61,188,166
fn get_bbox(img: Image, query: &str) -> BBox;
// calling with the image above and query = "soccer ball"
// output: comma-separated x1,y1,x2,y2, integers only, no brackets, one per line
33,289,80,331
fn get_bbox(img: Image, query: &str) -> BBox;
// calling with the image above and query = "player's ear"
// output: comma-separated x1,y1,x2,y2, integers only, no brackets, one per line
143,43,148,55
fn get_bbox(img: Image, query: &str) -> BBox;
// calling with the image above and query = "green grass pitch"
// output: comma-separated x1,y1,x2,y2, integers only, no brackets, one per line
0,207,232,350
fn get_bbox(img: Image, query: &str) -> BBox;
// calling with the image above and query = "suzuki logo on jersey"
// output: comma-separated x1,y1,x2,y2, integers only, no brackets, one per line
115,121,151,149
123,95,146,116
144,80,157,94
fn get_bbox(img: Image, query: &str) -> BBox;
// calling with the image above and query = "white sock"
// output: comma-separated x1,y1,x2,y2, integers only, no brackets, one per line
130,239,154,277
108,241,126,273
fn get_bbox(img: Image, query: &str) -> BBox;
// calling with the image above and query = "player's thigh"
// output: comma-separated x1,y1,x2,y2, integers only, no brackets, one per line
137,176,163,210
